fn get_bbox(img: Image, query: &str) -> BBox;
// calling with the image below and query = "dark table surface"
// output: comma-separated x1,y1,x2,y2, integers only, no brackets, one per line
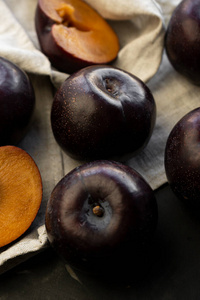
1,184,200,300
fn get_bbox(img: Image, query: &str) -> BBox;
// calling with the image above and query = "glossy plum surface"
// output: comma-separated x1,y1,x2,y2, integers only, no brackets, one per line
51,65,156,160
0,57,35,145
165,107,200,210
45,160,158,275
165,0,200,85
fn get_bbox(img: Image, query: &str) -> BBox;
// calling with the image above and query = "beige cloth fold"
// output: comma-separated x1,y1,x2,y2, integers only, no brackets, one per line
2,0,165,84
2,0,196,274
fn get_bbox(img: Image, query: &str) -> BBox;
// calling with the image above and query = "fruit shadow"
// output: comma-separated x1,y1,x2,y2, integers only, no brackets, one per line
64,229,173,290
63,185,179,292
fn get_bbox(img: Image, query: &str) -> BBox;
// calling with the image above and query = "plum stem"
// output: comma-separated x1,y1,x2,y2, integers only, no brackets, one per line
92,205,104,217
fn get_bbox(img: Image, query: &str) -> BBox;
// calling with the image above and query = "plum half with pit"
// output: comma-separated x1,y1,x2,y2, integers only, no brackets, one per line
35,0,119,74
165,0,200,85
0,57,35,146
165,107,200,210
45,160,158,277
51,65,156,160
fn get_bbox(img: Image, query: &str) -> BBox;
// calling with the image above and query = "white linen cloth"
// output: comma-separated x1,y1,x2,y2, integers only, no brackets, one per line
1,0,199,274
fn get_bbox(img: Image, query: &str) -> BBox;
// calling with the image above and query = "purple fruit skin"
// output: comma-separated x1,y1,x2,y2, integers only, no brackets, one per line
51,65,156,160
45,160,158,272
165,0,200,85
165,107,200,209
0,57,35,145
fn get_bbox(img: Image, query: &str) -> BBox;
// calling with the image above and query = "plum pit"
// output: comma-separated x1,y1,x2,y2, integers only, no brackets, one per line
56,4,90,32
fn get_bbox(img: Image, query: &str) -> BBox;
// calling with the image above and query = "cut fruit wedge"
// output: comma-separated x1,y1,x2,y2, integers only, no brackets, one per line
0,146,43,248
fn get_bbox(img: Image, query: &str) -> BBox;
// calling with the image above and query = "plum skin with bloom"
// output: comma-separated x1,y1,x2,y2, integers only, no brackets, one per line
51,65,156,160
165,107,200,210
45,160,158,274
0,57,35,145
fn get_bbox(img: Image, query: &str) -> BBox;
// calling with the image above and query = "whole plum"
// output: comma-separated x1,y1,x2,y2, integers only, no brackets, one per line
0,57,35,145
165,0,200,85
51,65,156,160
165,107,200,210
45,160,158,278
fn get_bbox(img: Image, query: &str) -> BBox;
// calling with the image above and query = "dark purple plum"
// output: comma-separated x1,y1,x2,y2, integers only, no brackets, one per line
165,0,200,85
51,65,156,160
0,57,35,145
165,107,200,210
45,160,158,277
